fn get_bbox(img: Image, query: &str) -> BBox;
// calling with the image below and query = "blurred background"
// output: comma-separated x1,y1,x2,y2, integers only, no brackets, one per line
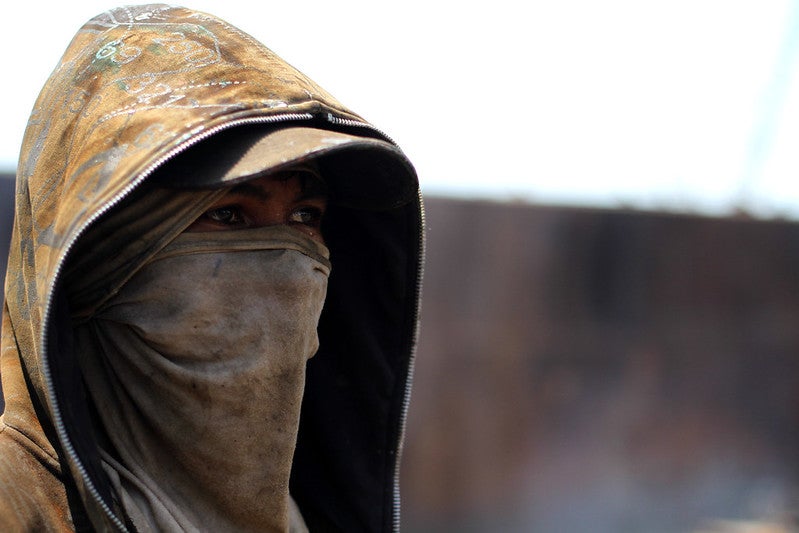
3,2,799,531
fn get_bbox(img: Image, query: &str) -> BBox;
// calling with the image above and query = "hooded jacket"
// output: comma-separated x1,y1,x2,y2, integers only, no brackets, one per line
0,4,423,532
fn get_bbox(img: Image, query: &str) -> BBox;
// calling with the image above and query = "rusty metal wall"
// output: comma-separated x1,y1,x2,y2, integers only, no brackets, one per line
403,197,799,532
0,174,12,304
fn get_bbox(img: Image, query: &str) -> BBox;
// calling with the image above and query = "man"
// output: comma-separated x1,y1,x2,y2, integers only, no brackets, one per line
0,4,423,532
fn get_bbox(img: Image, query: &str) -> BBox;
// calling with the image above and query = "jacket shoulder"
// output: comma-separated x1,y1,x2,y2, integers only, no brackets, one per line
0,422,75,532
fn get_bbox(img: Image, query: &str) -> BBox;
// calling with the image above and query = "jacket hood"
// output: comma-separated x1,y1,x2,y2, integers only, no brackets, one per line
2,4,423,531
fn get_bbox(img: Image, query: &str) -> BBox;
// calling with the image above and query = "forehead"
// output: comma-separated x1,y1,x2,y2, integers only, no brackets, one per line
226,168,329,200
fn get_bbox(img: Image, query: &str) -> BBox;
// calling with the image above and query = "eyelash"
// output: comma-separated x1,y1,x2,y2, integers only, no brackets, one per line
202,205,324,228
289,206,324,227
205,206,245,226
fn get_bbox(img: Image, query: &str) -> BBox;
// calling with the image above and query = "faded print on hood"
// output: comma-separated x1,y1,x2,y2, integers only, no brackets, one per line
1,4,422,532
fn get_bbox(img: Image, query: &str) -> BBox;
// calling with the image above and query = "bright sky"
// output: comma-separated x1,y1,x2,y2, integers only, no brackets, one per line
3,2,799,218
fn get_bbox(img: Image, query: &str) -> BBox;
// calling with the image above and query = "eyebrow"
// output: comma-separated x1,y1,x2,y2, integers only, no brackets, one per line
227,182,271,201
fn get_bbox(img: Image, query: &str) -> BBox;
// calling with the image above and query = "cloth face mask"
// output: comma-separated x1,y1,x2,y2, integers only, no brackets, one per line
74,225,330,532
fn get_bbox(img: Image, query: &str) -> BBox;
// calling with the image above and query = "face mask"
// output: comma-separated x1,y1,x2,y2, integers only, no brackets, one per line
74,225,330,532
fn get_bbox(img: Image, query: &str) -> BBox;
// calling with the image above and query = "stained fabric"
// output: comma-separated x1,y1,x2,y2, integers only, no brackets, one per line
0,4,423,532
77,226,329,532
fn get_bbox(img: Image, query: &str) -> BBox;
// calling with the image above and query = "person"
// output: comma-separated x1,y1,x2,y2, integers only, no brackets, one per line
0,4,423,532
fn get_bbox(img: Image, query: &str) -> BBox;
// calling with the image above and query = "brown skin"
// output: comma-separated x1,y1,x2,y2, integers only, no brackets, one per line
185,170,328,244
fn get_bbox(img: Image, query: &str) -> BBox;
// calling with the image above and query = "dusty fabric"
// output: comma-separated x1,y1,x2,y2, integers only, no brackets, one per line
75,226,329,532
66,186,228,321
0,4,423,532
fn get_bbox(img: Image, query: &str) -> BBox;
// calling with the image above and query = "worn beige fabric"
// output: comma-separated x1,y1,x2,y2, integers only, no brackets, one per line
0,4,420,530
65,186,228,322
74,225,330,531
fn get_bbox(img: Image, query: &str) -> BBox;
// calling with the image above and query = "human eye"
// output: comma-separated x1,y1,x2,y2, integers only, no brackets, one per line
288,205,324,228
203,205,246,226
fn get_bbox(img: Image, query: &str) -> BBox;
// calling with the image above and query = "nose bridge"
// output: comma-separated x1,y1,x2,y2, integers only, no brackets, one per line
251,208,288,229
248,177,295,228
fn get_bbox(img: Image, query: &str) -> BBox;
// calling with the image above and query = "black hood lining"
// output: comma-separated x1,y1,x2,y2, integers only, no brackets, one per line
291,198,422,532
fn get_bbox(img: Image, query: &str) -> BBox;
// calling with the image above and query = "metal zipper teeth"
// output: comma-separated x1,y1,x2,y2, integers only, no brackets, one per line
325,113,400,146
38,112,314,532
327,112,425,531
326,112,424,532
392,189,426,533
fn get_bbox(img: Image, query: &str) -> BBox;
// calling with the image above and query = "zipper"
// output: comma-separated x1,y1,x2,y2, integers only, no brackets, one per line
391,189,426,533
325,113,400,147
39,109,420,531
39,112,314,532
325,111,423,532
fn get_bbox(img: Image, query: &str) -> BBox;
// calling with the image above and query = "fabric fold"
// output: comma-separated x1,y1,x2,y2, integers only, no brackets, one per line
74,225,329,531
